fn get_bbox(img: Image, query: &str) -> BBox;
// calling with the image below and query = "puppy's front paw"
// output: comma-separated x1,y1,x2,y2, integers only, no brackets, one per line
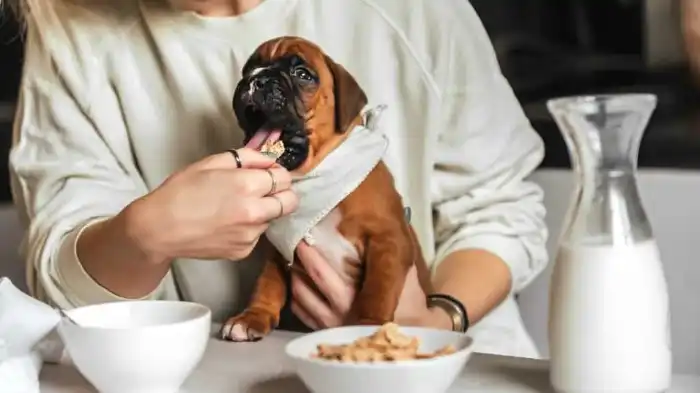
220,308,278,342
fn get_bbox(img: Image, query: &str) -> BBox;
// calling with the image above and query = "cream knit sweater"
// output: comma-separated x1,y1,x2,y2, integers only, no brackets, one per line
10,0,547,358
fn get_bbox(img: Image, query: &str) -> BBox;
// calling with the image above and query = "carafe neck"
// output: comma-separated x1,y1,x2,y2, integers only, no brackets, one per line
548,94,657,246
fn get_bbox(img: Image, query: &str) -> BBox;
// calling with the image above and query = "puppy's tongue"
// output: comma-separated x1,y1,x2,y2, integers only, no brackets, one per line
245,128,282,151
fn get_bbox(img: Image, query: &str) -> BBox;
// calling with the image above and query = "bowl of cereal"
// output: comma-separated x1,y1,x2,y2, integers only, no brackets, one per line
284,323,474,393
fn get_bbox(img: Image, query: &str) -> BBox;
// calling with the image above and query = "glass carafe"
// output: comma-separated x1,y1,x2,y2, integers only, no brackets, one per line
547,94,672,393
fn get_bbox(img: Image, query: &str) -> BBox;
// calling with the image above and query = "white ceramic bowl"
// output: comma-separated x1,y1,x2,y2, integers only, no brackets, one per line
285,325,474,393
58,300,211,393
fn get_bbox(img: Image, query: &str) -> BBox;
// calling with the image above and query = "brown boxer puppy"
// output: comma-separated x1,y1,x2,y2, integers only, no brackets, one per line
222,36,432,341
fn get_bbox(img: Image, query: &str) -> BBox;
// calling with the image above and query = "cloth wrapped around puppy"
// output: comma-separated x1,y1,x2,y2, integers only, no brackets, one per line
264,104,392,264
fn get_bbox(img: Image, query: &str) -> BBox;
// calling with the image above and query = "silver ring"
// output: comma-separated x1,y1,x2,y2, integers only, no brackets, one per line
272,194,284,218
265,168,277,195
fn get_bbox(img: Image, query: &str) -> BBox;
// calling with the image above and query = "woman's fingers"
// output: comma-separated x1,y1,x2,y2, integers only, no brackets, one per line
241,190,298,224
235,148,280,169
199,148,277,170
290,273,342,328
295,242,354,316
229,167,293,197
230,223,269,248
196,149,294,197
291,300,320,330
260,167,293,193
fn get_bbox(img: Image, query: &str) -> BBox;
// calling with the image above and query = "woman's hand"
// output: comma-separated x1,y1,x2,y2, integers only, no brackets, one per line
290,242,356,329
290,241,452,330
126,148,299,263
394,266,452,330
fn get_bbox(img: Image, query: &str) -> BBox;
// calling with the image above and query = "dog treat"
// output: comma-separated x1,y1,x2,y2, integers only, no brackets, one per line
311,323,456,363
260,139,285,159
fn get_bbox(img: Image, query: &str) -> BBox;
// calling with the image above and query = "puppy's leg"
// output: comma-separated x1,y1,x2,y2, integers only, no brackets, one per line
221,249,287,342
409,225,434,294
349,228,412,325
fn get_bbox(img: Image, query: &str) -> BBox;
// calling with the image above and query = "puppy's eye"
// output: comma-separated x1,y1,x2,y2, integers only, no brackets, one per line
292,67,313,81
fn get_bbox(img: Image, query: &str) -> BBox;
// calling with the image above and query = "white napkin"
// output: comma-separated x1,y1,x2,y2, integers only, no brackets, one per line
0,277,67,393
265,105,390,263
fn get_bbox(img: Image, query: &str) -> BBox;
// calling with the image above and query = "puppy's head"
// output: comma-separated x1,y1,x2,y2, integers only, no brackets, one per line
233,36,367,173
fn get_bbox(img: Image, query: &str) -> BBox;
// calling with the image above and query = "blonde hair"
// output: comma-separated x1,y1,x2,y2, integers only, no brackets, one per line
2,0,62,30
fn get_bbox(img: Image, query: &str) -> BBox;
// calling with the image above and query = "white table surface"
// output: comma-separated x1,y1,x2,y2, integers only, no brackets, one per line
41,329,700,393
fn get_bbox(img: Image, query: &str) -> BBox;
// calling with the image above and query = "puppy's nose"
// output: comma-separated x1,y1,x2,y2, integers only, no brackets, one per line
251,76,270,90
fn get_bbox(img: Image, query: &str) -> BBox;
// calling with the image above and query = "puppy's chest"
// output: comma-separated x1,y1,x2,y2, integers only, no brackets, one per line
304,208,363,284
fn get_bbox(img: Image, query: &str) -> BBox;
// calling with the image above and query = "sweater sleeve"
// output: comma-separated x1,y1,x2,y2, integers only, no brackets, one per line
9,17,167,308
429,1,549,293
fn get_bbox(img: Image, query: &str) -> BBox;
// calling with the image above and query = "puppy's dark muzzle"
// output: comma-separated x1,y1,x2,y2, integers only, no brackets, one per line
249,76,287,111
233,68,309,171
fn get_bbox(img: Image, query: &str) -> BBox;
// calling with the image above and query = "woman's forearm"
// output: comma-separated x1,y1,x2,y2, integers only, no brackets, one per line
76,200,172,299
432,249,513,327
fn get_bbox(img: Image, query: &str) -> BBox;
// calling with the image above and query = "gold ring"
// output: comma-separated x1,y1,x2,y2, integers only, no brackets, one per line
272,194,284,218
265,168,277,195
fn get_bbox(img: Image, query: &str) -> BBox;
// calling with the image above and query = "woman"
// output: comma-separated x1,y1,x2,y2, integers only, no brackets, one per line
7,0,548,358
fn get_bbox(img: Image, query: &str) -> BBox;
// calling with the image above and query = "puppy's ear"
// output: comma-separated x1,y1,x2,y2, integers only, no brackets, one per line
324,55,367,133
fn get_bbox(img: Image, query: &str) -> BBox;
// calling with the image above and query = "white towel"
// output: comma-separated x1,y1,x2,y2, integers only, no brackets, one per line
265,105,390,263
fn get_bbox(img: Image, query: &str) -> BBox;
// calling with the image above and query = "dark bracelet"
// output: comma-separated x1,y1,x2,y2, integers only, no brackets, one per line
426,293,470,333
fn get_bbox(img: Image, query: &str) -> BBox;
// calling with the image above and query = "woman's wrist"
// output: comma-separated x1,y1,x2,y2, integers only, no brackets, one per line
118,197,171,266
426,306,454,330
426,293,470,332
74,199,173,299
